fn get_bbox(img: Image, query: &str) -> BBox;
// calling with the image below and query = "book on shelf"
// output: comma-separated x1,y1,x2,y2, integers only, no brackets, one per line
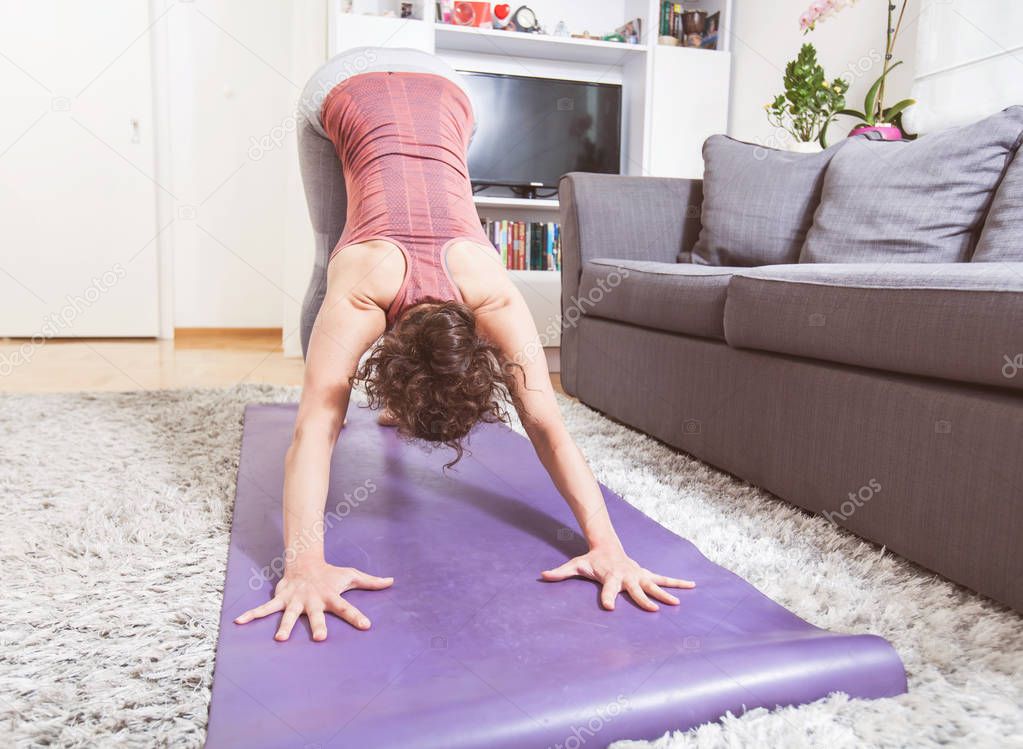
481,218,561,271
660,2,683,38
659,2,720,49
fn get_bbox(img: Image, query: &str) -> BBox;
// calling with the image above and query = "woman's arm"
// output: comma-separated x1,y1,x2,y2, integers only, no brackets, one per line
282,293,382,570
475,287,695,612
236,248,401,641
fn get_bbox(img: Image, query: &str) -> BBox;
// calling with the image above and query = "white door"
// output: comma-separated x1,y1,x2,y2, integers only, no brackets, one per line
0,1,159,337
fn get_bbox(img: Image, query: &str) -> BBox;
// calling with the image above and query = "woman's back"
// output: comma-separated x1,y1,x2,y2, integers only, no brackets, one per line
321,71,490,328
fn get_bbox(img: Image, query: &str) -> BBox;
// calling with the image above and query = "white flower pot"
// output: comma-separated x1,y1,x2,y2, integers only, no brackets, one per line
787,140,823,153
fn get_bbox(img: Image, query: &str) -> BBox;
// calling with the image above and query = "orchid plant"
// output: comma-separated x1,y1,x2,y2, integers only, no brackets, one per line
800,0,916,136
799,0,860,33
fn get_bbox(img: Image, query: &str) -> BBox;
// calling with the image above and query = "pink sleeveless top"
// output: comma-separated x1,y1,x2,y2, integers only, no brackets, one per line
321,72,492,328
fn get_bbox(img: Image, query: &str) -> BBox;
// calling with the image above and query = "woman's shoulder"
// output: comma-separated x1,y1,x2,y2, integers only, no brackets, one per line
445,240,516,312
327,240,407,311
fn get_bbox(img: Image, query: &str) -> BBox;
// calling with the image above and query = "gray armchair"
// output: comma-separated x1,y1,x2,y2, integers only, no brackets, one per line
558,173,703,394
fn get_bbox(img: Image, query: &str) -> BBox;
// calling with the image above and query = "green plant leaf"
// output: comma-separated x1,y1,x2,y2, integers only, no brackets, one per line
819,117,833,148
766,43,853,143
863,60,903,124
891,110,917,140
882,98,916,120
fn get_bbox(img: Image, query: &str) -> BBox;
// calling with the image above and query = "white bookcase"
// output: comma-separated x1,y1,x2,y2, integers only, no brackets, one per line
327,0,732,366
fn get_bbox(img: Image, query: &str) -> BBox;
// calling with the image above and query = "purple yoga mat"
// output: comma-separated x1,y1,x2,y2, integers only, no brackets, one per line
207,404,906,748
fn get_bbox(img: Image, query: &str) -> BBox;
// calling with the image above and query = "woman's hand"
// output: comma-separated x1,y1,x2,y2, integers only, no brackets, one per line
235,561,394,641
541,546,695,612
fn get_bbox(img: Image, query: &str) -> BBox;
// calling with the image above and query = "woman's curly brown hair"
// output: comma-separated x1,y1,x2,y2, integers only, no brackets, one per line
352,300,521,467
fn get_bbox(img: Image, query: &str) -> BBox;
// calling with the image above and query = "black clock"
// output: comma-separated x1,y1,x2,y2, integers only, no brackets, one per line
511,5,540,33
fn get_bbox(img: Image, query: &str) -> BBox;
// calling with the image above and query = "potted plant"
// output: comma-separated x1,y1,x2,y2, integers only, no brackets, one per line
765,43,850,151
802,0,916,141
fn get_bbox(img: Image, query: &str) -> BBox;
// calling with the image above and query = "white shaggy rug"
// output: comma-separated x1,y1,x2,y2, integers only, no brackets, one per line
1,385,1021,748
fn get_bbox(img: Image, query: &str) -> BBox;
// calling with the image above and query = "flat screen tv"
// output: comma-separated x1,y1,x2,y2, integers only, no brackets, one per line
459,71,622,193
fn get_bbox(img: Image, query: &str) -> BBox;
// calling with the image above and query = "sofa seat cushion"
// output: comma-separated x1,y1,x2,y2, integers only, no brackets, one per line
579,259,736,340
724,263,1023,391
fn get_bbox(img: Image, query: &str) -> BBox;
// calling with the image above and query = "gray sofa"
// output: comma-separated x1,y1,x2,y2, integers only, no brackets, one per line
558,121,1023,612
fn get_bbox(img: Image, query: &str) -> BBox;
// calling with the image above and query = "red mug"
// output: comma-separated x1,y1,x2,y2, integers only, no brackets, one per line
451,1,493,27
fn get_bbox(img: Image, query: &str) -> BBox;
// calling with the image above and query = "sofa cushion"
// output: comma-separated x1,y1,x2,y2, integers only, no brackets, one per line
578,259,735,340
974,147,1023,261
724,263,1023,392
691,135,847,267
801,106,1023,264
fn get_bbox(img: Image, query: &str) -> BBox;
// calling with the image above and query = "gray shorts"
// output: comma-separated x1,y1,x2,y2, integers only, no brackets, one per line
297,46,476,139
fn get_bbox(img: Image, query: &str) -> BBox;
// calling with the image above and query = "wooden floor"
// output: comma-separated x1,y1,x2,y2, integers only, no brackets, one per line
0,329,563,394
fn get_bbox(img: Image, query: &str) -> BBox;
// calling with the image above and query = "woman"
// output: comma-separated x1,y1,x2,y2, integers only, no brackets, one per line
235,48,694,642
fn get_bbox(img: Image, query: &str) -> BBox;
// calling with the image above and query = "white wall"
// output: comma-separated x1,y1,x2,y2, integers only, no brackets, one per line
161,0,301,329
282,2,329,358
728,0,918,147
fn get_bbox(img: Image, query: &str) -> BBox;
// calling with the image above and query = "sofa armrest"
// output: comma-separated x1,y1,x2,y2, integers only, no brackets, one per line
557,172,703,394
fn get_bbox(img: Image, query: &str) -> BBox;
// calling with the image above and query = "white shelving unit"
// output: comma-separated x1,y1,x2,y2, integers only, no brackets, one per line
509,269,562,279
328,0,732,182
473,195,559,210
328,0,733,366
434,24,648,65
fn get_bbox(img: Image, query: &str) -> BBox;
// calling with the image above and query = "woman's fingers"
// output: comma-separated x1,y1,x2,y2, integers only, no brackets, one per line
351,572,395,591
309,607,328,642
327,597,372,630
642,580,680,606
275,602,303,642
600,576,622,610
235,596,285,624
652,574,696,590
540,558,581,581
624,579,659,612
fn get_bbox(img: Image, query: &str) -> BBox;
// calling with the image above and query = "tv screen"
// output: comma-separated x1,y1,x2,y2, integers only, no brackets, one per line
459,71,622,190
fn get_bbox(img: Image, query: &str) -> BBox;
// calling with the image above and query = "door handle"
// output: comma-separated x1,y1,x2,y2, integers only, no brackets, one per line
130,117,140,143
